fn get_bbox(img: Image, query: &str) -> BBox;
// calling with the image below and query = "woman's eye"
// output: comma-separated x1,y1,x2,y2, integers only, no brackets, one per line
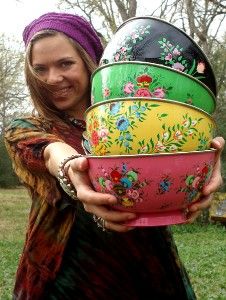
61,61,74,68
33,66,46,74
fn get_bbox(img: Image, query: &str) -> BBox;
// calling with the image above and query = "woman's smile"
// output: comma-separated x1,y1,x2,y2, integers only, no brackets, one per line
51,86,73,99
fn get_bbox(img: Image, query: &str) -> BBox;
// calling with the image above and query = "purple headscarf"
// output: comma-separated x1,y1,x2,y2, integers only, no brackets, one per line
23,12,103,63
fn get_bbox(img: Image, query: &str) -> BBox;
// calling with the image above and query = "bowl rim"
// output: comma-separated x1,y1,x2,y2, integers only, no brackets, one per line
113,16,217,93
92,61,216,103
85,148,217,159
85,97,216,124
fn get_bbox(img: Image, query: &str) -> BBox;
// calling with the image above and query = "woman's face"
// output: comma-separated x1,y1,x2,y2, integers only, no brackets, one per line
31,33,90,118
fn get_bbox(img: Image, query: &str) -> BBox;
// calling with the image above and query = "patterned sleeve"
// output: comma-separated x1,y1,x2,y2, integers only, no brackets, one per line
4,117,67,207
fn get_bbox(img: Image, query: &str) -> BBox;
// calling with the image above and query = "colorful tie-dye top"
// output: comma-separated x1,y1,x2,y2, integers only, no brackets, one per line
4,116,196,300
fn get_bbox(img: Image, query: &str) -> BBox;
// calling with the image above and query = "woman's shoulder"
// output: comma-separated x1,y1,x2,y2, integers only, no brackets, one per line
6,115,52,131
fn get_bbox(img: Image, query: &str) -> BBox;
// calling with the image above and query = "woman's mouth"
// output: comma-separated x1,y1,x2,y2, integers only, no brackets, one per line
51,87,72,98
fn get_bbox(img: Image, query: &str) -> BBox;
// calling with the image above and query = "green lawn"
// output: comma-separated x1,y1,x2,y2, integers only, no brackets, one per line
0,188,226,300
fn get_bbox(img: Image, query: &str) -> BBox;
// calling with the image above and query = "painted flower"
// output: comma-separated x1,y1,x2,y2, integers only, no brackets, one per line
191,120,198,126
168,144,178,151
131,105,139,111
105,180,113,191
109,102,121,115
187,189,199,202
159,179,171,193
124,82,135,94
139,145,148,153
140,105,147,112
131,32,139,40
155,141,166,152
201,165,209,175
98,127,109,138
182,120,190,127
116,116,130,131
91,131,99,146
174,130,183,140
162,132,169,140
127,189,140,200
137,74,152,87
191,176,201,189
103,87,110,97
172,48,181,56
125,132,132,140
126,171,138,182
153,87,165,98
120,47,127,53
121,197,134,207
120,177,133,188
114,52,121,61
123,140,130,147
165,53,173,61
187,129,194,136
134,88,152,97
197,61,205,74
172,62,185,72
110,170,122,183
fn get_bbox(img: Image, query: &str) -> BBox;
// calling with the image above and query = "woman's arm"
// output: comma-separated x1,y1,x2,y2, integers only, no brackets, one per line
44,142,137,232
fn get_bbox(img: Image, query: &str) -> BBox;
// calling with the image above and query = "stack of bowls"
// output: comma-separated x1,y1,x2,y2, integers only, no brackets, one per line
84,16,217,227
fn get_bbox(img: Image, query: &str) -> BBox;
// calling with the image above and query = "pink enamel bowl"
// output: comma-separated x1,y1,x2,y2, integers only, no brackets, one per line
87,149,216,227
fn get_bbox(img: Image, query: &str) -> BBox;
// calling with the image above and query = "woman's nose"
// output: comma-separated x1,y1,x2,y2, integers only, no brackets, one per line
46,69,63,84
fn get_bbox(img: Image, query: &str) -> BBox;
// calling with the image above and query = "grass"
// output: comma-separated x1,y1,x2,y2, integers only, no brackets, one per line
0,188,29,300
172,224,226,300
0,188,226,300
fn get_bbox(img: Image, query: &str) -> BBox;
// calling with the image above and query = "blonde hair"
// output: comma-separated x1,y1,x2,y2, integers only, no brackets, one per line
24,30,97,126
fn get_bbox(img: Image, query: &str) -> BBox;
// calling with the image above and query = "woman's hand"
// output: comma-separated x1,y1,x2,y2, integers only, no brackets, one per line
68,156,136,232
186,136,225,223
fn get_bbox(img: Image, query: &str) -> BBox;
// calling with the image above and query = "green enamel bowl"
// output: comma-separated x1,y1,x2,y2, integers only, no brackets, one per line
91,61,216,114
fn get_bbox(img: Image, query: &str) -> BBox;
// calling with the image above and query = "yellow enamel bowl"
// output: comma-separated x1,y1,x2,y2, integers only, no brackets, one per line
85,98,216,156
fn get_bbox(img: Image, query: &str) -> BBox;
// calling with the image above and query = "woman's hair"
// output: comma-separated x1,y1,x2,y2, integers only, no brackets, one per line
24,30,97,125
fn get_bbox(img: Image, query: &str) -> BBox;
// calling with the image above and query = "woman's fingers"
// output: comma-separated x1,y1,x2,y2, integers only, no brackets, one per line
86,204,136,232
186,194,213,223
83,203,136,222
68,156,117,205
202,137,224,196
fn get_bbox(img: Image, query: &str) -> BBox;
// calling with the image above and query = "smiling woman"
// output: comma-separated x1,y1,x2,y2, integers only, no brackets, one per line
3,11,225,300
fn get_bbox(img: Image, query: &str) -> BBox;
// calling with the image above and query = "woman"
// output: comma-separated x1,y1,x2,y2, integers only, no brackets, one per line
5,12,224,300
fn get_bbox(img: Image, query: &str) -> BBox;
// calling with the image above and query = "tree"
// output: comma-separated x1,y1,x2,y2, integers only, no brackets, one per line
0,34,29,135
0,136,20,187
57,0,137,44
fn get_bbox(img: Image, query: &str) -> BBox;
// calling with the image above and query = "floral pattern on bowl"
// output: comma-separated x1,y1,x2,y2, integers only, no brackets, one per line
100,17,217,95
87,150,216,226
85,99,216,156
92,161,213,210
91,62,216,114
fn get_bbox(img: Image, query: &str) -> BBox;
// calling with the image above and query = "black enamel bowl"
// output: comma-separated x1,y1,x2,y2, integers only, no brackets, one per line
100,16,217,96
